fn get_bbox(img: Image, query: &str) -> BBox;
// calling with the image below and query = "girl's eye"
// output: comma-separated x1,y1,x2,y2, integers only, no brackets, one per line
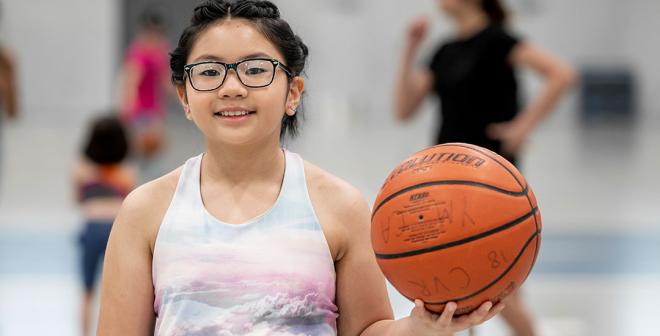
200,69,221,77
244,67,267,76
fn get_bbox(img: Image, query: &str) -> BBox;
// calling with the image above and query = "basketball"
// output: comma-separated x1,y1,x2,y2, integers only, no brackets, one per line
371,143,542,315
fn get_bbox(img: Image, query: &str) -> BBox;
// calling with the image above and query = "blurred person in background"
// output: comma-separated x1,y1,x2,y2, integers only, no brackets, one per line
394,0,575,335
0,37,17,122
0,1,18,187
73,115,136,336
119,9,171,169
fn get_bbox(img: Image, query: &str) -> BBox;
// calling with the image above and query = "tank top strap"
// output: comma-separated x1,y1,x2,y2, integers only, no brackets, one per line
156,154,204,234
280,151,313,205
262,150,322,231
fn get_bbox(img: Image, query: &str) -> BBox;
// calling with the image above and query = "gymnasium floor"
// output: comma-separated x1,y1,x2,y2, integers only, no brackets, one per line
1,107,658,335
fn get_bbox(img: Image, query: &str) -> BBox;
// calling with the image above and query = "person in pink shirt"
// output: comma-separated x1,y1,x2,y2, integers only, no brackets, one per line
120,10,171,160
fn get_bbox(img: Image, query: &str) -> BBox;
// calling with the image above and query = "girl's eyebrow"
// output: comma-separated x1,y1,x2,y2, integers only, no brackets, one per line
191,52,274,63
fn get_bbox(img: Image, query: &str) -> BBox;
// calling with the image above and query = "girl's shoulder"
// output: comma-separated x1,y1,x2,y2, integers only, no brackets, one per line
72,159,95,182
124,166,181,213
303,160,367,210
0,47,14,67
302,159,371,234
115,166,183,247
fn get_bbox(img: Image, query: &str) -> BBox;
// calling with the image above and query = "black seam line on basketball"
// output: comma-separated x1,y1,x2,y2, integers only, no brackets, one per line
530,211,540,277
406,230,540,306
444,143,542,274
519,236,541,289
410,142,484,157
375,207,537,260
372,181,529,218
445,143,526,190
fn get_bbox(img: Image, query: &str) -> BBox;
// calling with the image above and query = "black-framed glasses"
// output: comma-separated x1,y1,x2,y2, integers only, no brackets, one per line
183,58,294,91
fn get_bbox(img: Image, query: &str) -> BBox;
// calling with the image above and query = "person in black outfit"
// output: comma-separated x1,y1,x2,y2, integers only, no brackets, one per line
428,23,521,164
394,0,575,335
396,0,575,166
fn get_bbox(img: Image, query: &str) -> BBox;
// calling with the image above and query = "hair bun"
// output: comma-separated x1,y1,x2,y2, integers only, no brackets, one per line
252,1,280,19
193,1,230,24
230,0,280,19
295,35,309,59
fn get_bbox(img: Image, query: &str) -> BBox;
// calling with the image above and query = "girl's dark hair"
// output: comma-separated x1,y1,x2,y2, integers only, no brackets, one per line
83,115,129,165
139,8,165,30
170,0,309,139
481,0,509,25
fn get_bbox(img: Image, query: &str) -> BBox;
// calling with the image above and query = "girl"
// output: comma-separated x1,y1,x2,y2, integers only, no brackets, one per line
98,1,504,335
120,10,171,161
0,1,17,122
73,115,136,336
0,43,17,121
0,2,18,184
394,0,575,335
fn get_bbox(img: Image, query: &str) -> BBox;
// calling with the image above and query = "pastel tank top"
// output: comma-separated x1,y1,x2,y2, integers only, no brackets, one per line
152,150,338,336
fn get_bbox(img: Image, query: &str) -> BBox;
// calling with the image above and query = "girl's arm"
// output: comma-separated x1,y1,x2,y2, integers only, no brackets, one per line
0,49,18,119
394,17,434,122
119,61,144,116
488,42,576,154
97,180,171,335
333,187,395,335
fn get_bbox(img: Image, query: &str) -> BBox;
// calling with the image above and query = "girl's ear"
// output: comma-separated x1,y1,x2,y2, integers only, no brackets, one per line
285,77,305,116
176,85,192,120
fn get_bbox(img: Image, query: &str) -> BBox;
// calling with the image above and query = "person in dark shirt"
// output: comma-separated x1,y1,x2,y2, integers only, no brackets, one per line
395,0,574,166
394,0,575,335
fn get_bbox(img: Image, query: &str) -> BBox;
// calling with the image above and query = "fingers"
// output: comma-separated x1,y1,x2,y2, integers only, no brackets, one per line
411,299,435,321
410,299,423,318
483,302,506,322
411,16,430,29
486,123,506,140
416,300,506,332
486,122,526,155
435,302,457,328
500,141,515,156
452,301,498,330
470,301,493,322
408,16,430,45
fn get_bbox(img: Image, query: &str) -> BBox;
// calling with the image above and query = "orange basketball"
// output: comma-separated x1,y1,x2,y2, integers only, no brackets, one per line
371,143,542,315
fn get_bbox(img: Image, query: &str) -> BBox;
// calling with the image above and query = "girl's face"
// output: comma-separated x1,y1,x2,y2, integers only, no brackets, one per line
437,0,477,18
177,19,303,147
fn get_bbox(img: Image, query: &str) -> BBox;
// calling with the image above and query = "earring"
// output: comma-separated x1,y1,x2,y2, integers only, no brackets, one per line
286,104,296,116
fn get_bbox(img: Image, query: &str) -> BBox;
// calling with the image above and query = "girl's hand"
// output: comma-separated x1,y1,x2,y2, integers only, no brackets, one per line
487,119,532,156
406,16,430,50
405,300,505,336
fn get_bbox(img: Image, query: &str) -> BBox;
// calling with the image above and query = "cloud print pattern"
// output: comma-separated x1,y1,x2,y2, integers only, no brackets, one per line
152,151,338,336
